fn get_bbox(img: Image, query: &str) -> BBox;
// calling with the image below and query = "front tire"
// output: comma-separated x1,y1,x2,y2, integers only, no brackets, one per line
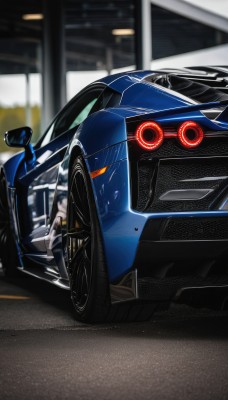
0,168,19,277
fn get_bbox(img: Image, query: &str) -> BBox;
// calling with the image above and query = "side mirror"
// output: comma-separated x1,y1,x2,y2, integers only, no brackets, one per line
4,126,32,148
4,126,36,166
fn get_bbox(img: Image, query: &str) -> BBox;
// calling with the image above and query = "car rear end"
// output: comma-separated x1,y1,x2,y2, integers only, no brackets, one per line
125,99,228,308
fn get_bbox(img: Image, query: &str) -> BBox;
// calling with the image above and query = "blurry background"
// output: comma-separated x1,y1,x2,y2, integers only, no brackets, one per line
0,0,228,158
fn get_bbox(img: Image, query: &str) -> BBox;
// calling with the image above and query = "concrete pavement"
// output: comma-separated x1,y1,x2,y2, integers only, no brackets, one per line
0,270,228,400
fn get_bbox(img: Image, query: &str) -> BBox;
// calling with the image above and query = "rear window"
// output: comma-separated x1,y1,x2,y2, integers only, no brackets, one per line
144,70,228,104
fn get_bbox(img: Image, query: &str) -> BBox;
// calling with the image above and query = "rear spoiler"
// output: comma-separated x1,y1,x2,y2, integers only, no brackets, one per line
127,100,228,123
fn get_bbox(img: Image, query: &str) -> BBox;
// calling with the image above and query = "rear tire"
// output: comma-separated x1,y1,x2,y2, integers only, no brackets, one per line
67,156,110,322
0,168,19,277
67,156,157,323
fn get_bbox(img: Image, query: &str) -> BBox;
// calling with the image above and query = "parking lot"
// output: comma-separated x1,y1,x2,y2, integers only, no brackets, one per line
1,269,228,400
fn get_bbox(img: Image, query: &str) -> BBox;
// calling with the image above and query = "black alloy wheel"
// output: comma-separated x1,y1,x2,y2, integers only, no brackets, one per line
67,156,110,322
0,168,19,277
67,156,159,323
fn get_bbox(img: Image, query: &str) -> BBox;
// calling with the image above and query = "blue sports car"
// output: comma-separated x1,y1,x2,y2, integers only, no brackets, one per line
1,67,228,322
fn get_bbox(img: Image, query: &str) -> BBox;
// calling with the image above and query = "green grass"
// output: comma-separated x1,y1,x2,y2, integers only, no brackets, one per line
0,105,41,153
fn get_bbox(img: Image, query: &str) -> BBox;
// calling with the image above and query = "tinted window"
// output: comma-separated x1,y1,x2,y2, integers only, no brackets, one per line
39,86,104,147
38,85,121,148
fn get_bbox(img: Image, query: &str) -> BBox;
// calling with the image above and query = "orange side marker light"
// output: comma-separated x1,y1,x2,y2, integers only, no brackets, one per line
90,166,109,179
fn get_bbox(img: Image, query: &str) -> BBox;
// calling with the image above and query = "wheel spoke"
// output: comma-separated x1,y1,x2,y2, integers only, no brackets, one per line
67,226,90,239
71,241,91,309
70,198,90,230
72,172,90,225
82,239,91,265
68,241,83,270
69,181,90,228
69,237,91,268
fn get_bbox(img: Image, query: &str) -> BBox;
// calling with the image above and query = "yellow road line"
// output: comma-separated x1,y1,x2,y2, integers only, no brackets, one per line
0,295,31,300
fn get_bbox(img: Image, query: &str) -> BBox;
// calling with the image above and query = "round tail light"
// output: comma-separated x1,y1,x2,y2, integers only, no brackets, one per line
136,121,164,151
178,121,204,149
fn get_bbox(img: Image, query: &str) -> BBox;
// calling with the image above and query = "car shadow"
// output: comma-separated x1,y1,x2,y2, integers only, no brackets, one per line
1,269,228,340
107,304,228,341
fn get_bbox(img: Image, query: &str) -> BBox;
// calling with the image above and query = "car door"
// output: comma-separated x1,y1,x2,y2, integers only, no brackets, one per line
16,84,106,270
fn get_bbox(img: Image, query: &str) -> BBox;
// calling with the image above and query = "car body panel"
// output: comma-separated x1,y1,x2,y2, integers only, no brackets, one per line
2,67,228,304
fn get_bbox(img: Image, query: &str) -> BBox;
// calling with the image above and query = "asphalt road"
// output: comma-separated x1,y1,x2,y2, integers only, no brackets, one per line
0,269,228,400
